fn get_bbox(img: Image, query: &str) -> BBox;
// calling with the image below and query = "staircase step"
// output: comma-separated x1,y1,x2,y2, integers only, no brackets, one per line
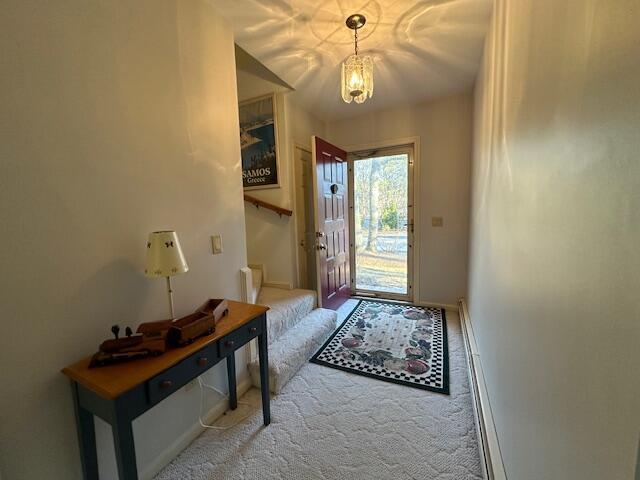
257,287,317,344
249,308,337,394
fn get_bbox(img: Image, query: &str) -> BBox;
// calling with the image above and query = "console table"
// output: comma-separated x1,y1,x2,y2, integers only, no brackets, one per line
62,301,270,480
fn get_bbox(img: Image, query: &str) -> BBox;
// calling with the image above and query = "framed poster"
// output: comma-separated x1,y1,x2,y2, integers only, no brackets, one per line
239,94,280,190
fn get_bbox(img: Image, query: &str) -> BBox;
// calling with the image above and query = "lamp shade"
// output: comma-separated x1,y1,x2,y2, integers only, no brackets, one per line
144,231,189,278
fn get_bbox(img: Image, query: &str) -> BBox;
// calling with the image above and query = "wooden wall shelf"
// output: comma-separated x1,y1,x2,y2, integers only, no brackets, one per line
244,194,292,217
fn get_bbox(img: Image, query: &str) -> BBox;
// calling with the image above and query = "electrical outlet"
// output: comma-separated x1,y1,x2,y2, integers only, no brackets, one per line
211,234,223,254
432,216,444,227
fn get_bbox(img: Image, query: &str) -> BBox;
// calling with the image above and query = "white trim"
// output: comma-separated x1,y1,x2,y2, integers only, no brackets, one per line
240,267,259,363
310,136,323,308
413,300,458,311
248,263,265,280
140,375,253,480
347,158,357,295
458,298,507,480
247,264,292,290
342,136,421,303
240,267,253,303
263,281,293,290
350,297,458,313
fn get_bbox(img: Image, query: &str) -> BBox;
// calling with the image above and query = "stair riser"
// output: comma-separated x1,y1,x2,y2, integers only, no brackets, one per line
249,309,338,394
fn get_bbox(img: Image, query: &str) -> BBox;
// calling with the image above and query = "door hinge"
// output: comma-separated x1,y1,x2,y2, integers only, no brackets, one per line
404,221,414,234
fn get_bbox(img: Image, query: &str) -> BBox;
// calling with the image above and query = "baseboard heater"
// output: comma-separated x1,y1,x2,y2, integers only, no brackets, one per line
458,298,508,480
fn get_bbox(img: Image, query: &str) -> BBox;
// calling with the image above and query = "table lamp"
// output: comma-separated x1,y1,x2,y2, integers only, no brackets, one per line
144,231,189,319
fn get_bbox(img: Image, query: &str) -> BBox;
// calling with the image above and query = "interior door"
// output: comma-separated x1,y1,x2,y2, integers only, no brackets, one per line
293,145,317,290
311,136,350,310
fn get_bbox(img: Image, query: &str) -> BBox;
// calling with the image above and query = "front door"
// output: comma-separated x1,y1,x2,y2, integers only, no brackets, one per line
311,136,350,310
349,145,414,301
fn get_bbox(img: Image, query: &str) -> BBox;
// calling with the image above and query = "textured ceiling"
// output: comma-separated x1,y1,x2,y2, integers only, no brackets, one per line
213,0,493,120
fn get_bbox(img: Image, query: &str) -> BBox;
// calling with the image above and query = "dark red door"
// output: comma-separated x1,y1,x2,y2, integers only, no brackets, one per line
312,136,350,310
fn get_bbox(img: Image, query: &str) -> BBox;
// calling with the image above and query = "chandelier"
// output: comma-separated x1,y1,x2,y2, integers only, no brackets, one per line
341,14,373,104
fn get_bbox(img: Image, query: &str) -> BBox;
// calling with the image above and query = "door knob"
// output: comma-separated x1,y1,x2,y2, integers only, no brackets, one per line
316,244,327,250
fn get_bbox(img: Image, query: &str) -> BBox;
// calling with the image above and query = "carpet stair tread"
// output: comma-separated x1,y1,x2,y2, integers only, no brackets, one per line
249,308,337,394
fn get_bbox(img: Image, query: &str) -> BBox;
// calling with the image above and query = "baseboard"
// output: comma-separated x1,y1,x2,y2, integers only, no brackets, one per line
140,375,254,480
458,298,507,480
414,300,458,311
350,297,458,311
263,281,293,290
248,263,293,290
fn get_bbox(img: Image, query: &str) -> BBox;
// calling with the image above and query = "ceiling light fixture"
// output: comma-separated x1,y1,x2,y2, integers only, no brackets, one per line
341,14,373,104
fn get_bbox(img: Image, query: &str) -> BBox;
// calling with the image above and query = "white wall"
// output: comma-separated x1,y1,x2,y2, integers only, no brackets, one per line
0,1,247,478
469,1,640,479
327,93,473,305
241,87,295,285
238,66,327,287
283,96,330,287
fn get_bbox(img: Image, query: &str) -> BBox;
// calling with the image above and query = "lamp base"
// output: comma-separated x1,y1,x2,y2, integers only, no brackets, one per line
166,276,175,319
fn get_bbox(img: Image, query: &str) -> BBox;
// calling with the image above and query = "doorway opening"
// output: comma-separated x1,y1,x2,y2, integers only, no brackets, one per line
349,145,414,302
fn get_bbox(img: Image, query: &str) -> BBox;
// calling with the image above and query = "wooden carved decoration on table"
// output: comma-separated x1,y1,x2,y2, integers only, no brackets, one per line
167,299,229,346
89,323,167,368
89,299,229,367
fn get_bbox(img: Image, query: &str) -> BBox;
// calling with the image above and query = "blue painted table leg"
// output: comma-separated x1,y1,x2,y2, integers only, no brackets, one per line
226,352,238,410
112,413,138,480
71,382,99,479
258,320,271,426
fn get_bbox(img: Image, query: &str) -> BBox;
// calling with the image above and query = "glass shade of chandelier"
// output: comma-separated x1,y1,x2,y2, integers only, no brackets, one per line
341,14,373,104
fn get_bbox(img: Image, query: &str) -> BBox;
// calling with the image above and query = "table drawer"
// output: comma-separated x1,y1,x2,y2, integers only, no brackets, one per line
146,343,219,406
218,316,264,357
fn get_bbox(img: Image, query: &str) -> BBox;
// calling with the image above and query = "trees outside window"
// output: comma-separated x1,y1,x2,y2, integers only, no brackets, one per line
353,153,409,295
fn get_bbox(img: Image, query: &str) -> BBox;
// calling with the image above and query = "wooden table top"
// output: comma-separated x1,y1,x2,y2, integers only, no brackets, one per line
62,301,268,400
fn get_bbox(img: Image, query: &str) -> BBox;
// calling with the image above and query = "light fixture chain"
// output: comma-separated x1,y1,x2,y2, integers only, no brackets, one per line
354,26,358,56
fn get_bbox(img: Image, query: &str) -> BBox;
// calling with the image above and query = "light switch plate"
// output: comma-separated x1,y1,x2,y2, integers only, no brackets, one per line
211,234,223,254
432,216,444,227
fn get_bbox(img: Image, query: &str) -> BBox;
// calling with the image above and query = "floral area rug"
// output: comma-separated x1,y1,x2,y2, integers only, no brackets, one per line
311,300,449,394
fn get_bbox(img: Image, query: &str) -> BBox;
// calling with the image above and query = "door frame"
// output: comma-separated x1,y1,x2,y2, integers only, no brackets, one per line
345,136,421,303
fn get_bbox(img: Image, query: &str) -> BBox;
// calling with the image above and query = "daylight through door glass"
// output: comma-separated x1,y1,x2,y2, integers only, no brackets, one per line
353,154,409,295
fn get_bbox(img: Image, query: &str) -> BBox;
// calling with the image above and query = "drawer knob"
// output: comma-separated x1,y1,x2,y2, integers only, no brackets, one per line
160,380,173,389
197,357,208,366
249,327,257,334
225,340,235,348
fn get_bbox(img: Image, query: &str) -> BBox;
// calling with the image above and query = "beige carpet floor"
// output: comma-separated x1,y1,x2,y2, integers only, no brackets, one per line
155,301,483,480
